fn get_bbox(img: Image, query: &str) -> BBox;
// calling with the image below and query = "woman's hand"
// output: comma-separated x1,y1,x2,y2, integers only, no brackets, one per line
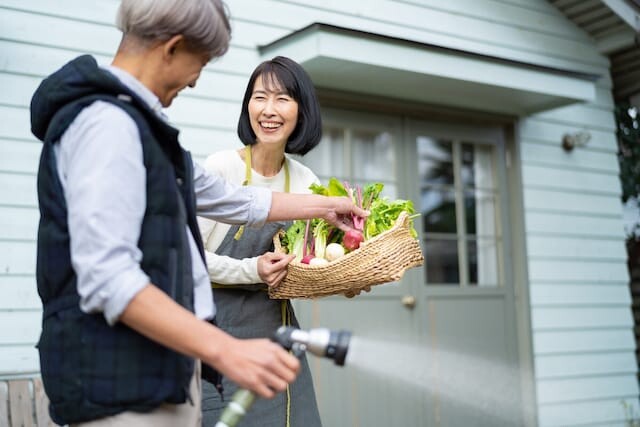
257,252,295,288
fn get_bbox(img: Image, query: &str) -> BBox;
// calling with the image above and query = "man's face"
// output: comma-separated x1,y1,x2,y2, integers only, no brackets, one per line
159,46,210,107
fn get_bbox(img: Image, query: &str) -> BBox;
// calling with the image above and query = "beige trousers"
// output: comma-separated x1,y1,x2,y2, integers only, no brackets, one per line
71,361,202,427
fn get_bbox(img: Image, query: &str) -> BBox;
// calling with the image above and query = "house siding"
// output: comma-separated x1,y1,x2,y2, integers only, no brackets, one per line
0,0,636,425
522,73,637,425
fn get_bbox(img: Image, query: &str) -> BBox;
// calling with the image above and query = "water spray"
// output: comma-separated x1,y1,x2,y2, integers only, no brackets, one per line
214,326,352,427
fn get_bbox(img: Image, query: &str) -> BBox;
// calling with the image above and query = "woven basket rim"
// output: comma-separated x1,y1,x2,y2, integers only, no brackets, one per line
268,211,424,299
273,210,413,269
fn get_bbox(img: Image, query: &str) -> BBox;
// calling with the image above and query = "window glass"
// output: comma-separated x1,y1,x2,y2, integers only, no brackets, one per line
417,137,501,287
422,188,457,234
464,190,497,237
418,137,453,186
424,239,459,284
352,130,395,181
462,143,495,190
303,121,398,199
467,237,499,287
304,127,345,178
307,118,503,289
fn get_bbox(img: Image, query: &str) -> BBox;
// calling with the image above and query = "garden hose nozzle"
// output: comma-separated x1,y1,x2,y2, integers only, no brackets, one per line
214,326,352,427
271,326,351,366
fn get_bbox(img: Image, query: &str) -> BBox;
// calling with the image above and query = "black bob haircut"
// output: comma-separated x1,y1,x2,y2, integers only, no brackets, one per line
237,56,322,155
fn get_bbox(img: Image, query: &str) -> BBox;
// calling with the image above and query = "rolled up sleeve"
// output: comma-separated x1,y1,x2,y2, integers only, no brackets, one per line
60,102,150,325
193,161,272,227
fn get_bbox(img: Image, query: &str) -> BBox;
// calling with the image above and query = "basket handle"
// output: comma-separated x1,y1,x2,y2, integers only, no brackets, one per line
272,230,286,253
396,211,409,228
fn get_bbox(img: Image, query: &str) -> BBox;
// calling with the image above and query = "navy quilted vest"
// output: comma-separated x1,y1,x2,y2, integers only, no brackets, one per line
31,55,204,425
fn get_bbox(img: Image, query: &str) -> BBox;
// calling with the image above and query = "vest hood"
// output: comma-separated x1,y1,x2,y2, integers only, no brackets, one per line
30,55,133,142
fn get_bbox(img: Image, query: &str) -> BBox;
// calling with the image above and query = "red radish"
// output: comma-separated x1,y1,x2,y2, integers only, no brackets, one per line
301,254,315,264
343,230,364,251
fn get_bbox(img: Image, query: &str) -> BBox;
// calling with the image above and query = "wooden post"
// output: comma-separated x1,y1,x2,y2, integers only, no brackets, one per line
33,379,53,427
0,381,9,427
8,380,34,427
1,379,56,427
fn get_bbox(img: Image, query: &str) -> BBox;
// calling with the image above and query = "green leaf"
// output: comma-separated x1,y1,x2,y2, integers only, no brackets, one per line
362,182,384,209
327,177,348,197
364,197,418,239
309,182,329,196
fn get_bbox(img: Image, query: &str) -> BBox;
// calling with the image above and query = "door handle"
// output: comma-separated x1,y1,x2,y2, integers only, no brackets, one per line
401,295,416,309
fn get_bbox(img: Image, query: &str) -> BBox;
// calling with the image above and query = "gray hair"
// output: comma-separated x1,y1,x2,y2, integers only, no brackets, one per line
116,0,231,58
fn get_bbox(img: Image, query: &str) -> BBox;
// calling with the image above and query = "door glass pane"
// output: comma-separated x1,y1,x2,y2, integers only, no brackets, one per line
465,190,497,237
304,127,345,178
468,237,499,287
462,143,495,190
418,137,453,185
422,188,457,233
352,130,395,181
424,239,459,284
416,134,501,287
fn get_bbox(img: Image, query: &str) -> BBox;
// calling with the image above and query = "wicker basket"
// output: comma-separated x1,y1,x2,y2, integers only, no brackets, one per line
269,211,424,299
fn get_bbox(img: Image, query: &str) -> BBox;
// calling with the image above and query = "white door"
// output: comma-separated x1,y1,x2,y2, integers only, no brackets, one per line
405,120,525,426
294,110,529,427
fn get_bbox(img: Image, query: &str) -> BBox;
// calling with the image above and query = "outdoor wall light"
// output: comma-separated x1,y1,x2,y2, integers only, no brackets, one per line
562,130,591,152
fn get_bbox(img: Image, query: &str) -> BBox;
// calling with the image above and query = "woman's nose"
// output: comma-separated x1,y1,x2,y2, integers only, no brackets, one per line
262,98,276,115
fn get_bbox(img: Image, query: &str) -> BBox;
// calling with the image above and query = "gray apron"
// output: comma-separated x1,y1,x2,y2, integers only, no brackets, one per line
201,150,322,427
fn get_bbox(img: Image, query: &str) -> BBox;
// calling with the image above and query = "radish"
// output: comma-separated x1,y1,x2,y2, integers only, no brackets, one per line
301,254,315,264
309,257,329,266
342,230,364,251
325,243,345,261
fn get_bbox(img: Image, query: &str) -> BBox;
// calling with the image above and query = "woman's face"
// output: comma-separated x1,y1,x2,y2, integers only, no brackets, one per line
248,74,299,147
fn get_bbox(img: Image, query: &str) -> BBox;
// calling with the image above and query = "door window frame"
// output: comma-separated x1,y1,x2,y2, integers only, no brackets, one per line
403,119,510,290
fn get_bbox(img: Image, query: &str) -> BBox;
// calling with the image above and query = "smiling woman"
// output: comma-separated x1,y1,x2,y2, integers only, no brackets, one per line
238,56,322,156
198,56,324,427
248,76,300,153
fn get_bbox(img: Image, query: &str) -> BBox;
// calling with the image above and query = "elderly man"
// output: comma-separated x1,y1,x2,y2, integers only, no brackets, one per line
30,1,365,426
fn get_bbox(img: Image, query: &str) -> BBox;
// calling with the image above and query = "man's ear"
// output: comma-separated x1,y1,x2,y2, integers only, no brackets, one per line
163,34,186,61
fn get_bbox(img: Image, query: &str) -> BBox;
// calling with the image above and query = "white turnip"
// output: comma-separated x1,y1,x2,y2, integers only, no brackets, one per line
325,243,345,261
309,257,329,266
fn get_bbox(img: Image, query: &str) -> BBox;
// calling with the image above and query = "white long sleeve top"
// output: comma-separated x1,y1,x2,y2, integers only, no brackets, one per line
198,149,319,284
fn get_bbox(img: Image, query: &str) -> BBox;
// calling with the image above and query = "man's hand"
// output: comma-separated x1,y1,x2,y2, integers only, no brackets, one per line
268,193,369,231
322,196,369,233
257,252,295,288
119,285,300,400
210,335,300,398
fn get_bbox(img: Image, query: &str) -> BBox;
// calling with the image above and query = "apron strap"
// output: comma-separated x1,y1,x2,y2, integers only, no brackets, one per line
234,147,290,241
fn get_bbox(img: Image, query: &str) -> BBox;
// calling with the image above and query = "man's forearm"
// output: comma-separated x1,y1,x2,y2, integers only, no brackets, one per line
118,283,300,399
268,193,350,221
118,284,227,364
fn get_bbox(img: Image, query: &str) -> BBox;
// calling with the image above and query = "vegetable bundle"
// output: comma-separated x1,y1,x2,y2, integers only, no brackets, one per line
281,178,418,265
